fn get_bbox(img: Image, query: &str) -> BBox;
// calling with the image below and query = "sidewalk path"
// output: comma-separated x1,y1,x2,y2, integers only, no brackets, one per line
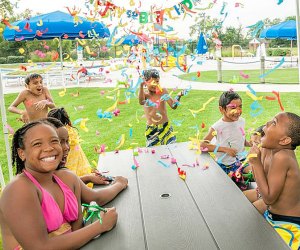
2,57,300,94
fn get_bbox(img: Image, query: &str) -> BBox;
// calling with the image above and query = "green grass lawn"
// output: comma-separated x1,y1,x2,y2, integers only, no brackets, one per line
1,87,300,183
179,68,299,84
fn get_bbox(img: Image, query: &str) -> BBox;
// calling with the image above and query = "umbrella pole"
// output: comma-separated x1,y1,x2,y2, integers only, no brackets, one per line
0,71,14,181
296,0,300,84
59,37,63,70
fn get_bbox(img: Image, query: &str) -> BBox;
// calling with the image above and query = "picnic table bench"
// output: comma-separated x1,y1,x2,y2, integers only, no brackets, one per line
82,142,289,250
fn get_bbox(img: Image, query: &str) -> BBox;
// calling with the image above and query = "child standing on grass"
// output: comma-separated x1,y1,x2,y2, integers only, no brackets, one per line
138,69,184,147
48,108,94,179
8,73,55,123
248,112,300,250
200,90,251,188
0,120,118,249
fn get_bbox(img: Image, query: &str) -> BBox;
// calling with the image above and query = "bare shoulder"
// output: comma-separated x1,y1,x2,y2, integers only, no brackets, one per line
55,169,81,188
273,149,296,169
0,175,36,207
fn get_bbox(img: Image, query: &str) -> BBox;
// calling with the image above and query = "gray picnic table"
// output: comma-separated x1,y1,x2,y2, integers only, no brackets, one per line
82,142,289,250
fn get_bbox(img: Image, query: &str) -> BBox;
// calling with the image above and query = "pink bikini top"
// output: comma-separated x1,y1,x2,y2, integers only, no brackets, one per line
23,170,79,233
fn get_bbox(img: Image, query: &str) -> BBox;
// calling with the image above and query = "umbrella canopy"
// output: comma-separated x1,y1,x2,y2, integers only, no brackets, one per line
196,32,208,55
259,20,296,40
3,10,110,41
3,10,110,68
116,35,142,46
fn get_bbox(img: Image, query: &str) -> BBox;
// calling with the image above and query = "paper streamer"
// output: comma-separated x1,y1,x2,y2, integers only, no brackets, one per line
259,57,285,78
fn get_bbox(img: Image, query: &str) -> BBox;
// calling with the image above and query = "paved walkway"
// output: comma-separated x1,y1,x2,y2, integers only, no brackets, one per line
2,57,300,94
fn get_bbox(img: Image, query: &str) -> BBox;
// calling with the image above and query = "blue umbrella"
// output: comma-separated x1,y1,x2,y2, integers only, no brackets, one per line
259,20,296,40
196,32,208,55
116,35,142,46
3,10,110,67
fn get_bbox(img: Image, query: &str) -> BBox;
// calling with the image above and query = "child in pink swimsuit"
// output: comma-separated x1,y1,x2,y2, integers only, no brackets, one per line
0,120,118,249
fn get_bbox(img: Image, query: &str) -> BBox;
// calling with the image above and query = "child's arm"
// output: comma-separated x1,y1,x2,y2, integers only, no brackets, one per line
80,176,128,206
44,87,55,108
164,88,184,110
200,127,238,157
0,177,118,249
34,87,55,110
80,174,110,185
138,81,147,105
8,91,29,123
249,146,288,205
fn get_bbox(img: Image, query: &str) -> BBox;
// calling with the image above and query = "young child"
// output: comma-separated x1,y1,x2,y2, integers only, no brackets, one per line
138,69,184,147
0,120,118,249
45,117,128,206
48,107,92,179
244,125,266,212
200,90,251,189
248,112,300,249
8,73,55,123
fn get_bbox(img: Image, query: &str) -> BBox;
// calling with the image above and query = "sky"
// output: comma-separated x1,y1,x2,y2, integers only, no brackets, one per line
12,0,297,39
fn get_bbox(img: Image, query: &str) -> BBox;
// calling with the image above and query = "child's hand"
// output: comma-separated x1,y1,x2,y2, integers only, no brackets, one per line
34,100,49,110
101,207,118,232
223,147,238,157
21,111,29,123
85,174,110,185
112,176,128,190
248,145,261,165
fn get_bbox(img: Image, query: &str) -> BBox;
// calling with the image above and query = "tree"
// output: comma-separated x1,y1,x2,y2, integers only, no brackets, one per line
0,0,14,17
218,25,247,47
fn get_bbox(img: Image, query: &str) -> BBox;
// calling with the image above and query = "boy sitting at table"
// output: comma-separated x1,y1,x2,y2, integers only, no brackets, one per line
248,112,300,250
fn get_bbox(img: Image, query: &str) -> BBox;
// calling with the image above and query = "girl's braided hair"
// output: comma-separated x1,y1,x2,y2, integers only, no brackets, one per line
12,120,56,175
48,107,73,127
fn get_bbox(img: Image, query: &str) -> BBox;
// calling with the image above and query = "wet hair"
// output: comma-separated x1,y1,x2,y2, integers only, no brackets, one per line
25,73,43,85
143,69,160,81
48,107,72,126
12,120,56,175
285,112,300,149
219,90,242,109
252,125,265,137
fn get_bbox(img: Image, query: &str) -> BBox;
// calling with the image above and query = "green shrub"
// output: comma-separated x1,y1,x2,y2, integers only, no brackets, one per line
266,49,273,56
272,48,286,56
7,56,25,63
0,57,7,64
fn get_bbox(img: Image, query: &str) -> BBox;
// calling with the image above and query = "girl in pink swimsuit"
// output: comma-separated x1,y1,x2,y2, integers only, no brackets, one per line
0,120,118,250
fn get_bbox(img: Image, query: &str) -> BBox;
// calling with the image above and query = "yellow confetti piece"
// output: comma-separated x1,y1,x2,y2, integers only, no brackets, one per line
116,50,123,56
19,48,25,54
80,118,89,132
59,88,67,97
246,91,264,101
76,38,86,46
85,46,93,55
115,134,125,150
63,53,70,60
105,99,119,112
188,97,216,117
212,131,217,136
37,19,43,26
0,28,3,33
92,160,97,167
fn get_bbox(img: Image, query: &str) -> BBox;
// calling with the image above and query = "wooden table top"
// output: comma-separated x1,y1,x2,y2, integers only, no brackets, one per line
82,142,288,250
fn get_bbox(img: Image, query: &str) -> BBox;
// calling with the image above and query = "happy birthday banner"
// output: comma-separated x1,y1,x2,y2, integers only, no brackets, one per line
97,0,209,26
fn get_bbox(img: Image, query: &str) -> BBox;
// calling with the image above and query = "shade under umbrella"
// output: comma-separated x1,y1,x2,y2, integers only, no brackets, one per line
196,32,208,55
3,10,110,67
